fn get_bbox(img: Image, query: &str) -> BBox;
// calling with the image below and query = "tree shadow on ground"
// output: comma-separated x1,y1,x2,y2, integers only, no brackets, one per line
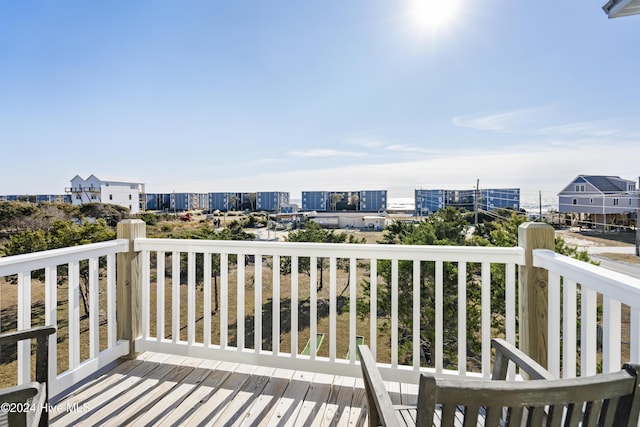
228,295,350,351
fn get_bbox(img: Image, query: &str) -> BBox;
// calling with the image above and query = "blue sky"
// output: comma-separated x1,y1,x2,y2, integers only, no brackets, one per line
1,1,639,208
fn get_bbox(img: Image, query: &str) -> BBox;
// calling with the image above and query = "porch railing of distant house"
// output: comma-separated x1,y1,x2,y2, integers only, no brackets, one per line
2,219,640,399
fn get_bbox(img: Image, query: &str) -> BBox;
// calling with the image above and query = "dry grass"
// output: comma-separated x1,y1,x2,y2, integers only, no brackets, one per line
0,256,396,389
145,256,388,359
0,274,114,388
2,224,635,389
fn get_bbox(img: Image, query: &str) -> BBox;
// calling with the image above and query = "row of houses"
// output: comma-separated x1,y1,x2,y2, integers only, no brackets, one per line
10,175,640,231
0,194,72,204
145,191,291,213
1,175,524,216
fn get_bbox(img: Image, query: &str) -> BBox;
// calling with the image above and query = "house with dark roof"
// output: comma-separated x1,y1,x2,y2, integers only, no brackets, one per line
558,175,638,230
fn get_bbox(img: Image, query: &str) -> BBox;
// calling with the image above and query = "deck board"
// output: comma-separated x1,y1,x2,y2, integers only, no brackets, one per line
49,352,419,426
130,358,221,426
263,370,313,426
151,360,237,426
295,373,334,426
234,368,295,427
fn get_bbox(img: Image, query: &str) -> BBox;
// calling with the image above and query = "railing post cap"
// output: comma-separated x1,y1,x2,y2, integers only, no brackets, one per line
518,222,554,231
118,219,145,225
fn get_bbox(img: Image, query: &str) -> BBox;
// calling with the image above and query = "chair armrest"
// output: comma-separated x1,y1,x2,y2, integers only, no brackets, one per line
491,338,554,380
0,326,56,384
357,345,399,427
0,382,45,427
0,382,40,403
0,326,56,346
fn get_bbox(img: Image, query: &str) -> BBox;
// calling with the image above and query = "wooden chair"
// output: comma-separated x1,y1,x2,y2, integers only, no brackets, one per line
0,326,56,427
358,339,640,426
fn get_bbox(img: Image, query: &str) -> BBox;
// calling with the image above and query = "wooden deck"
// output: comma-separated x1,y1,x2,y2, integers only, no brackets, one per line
50,352,419,426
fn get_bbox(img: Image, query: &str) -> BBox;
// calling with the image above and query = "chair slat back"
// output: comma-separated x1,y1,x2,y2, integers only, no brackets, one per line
416,363,640,426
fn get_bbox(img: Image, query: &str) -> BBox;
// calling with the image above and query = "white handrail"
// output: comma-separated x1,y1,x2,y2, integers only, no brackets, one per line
0,239,131,398
134,238,525,262
533,249,640,378
134,238,524,383
0,239,130,276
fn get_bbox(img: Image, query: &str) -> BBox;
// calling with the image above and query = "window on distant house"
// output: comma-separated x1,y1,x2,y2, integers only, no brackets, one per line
572,199,577,205
109,194,113,200
575,184,585,192
590,199,594,204
613,198,619,206
129,195,132,200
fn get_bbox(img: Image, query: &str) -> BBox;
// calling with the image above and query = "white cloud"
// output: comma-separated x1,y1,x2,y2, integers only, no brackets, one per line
167,141,640,208
333,129,389,149
536,121,623,138
451,108,541,132
288,149,365,158
452,107,640,143
385,144,441,155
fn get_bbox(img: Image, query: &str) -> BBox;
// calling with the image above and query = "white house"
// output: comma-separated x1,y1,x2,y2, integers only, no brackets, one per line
66,175,145,214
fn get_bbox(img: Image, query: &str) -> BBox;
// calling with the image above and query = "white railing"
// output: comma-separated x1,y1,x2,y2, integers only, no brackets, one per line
4,222,640,401
134,238,525,383
0,240,130,398
533,249,640,378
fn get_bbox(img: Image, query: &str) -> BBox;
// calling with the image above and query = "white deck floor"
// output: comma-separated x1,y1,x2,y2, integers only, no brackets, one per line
50,352,420,426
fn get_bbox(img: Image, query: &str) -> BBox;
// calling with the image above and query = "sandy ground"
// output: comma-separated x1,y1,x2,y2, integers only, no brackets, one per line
556,228,639,265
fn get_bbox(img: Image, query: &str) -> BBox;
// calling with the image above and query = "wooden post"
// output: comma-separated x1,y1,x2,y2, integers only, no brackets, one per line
117,219,146,358
518,222,554,368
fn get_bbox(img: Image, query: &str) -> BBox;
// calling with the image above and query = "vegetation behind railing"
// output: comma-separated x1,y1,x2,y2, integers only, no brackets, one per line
0,239,130,397
132,224,525,382
2,212,639,399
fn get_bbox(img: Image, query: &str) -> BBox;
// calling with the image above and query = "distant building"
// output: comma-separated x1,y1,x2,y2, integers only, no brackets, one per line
170,192,209,212
280,203,299,214
209,192,244,212
256,192,290,211
483,188,520,211
558,175,638,230
301,190,387,212
415,188,520,215
301,191,328,211
146,193,169,211
35,194,69,203
207,191,290,212
415,189,446,215
0,194,69,203
66,175,145,214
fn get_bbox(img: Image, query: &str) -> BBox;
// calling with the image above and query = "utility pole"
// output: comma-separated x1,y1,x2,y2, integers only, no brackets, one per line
636,183,639,256
539,190,542,221
474,179,479,226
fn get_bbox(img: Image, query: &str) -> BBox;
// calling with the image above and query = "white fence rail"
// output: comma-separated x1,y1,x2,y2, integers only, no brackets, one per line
4,228,640,400
134,238,525,383
533,248,640,378
0,240,130,398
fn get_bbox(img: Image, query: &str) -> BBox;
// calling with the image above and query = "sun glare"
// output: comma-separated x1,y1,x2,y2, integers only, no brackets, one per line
409,0,460,32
